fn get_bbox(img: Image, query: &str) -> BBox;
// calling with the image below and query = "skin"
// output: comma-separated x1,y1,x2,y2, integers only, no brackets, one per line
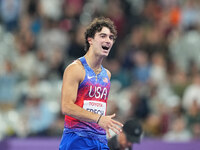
118,132,133,149
61,27,123,138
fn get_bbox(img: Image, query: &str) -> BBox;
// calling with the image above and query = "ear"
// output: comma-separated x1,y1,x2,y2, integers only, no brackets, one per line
88,37,92,45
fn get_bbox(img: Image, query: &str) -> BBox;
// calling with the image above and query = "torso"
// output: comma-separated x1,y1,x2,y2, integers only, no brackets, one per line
63,56,111,144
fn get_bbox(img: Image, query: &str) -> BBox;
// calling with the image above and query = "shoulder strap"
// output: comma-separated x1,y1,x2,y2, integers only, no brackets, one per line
79,56,87,66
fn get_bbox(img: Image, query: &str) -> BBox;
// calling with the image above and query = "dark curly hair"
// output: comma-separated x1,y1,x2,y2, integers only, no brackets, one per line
84,17,117,52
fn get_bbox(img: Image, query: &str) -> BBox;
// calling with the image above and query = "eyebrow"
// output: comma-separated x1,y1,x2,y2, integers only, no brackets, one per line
99,33,114,37
99,33,107,35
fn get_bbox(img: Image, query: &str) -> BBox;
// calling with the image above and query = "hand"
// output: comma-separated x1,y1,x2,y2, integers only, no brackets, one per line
98,113,123,138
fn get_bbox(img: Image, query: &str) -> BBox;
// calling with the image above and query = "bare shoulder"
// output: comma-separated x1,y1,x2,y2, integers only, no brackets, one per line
65,59,83,71
105,68,111,79
63,59,85,81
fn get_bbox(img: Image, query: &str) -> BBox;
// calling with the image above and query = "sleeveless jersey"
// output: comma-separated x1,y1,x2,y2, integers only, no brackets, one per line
63,56,111,144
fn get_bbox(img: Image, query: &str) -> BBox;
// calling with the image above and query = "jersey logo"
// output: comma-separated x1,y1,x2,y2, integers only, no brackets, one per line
88,85,108,100
88,76,96,79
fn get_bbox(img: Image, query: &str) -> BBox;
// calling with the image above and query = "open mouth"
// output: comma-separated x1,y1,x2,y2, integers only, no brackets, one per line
102,46,109,50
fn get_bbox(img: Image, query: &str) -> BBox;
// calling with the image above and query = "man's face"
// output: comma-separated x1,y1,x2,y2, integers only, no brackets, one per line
89,27,115,57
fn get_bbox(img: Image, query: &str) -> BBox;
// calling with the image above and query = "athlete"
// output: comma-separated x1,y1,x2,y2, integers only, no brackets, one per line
59,17,123,150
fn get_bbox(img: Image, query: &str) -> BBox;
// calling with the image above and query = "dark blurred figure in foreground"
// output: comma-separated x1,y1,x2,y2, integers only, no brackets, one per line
108,118,143,150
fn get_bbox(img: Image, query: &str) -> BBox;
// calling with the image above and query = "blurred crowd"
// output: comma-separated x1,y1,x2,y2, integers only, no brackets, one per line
1,0,200,142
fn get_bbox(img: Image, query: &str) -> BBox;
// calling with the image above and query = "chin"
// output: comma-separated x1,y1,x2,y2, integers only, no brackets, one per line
102,50,110,56
102,53,109,57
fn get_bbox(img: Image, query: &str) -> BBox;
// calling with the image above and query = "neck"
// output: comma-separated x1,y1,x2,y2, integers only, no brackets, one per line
84,51,104,70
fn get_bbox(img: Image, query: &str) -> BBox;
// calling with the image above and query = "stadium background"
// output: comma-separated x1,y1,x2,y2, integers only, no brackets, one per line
0,0,200,149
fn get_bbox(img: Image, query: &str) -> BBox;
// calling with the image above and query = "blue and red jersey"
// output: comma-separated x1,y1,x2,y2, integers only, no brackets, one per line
63,56,110,144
